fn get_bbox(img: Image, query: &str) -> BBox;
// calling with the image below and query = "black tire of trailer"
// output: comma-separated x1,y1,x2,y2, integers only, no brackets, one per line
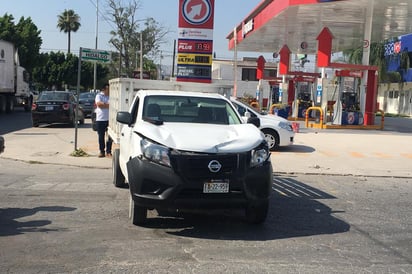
0,95,6,113
5,96,14,113
112,149,127,188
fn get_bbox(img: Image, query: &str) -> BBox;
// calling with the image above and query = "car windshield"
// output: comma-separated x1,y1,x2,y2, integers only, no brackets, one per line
79,93,96,100
38,92,69,101
142,95,242,125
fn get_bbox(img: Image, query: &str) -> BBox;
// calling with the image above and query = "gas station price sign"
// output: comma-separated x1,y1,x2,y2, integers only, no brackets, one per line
178,53,212,65
178,40,213,53
177,65,211,79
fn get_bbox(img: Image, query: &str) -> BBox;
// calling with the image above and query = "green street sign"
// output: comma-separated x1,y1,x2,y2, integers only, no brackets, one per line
81,48,111,63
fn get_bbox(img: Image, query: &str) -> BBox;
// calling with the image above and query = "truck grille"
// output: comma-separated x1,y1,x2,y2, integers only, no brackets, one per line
170,151,247,180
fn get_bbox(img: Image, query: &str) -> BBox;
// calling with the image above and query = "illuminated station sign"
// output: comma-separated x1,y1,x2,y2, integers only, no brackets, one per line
178,0,214,83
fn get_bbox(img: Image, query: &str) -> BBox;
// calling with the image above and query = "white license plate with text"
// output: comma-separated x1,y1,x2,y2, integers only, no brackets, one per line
203,180,229,193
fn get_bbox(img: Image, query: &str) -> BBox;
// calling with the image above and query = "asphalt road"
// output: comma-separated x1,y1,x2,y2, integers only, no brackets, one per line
0,108,411,273
0,157,411,273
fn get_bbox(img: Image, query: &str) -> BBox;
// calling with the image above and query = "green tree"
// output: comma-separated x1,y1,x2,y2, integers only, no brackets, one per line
57,9,81,54
343,41,388,83
107,0,169,77
15,17,42,73
32,52,109,91
0,14,42,73
342,40,412,84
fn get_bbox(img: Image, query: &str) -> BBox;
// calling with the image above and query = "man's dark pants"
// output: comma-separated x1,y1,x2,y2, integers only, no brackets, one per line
96,120,112,154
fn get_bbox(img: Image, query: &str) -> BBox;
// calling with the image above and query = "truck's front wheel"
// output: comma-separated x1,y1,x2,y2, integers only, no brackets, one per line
245,200,269,224
24,97,32,112
112,149,126,188
129,196,147,226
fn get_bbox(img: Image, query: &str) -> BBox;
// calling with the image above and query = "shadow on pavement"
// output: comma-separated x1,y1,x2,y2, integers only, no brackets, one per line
0,108,33,135
380,117,412,133
0,206,76,236
277,145,315,153
140,177,349,241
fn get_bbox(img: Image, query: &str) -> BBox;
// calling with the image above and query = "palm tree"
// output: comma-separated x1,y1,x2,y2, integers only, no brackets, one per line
343,42,388,83
57,9,81,54
343,40,412,84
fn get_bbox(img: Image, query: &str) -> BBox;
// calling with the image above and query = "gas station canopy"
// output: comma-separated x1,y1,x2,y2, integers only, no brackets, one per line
227,0,412,55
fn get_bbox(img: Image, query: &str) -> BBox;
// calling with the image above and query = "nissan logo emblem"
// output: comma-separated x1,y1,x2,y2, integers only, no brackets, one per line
208,160,222,173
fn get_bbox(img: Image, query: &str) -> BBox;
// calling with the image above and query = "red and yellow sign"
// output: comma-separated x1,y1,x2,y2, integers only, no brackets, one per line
177,53,212,65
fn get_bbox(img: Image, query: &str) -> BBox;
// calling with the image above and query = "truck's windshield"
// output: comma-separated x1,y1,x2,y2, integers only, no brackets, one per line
143,95,241,125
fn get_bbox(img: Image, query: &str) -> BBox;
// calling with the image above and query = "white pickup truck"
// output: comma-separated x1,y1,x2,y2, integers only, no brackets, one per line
108,79,273,226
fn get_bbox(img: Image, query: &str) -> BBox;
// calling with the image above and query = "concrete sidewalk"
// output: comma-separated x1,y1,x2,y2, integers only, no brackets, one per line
1,122,412,177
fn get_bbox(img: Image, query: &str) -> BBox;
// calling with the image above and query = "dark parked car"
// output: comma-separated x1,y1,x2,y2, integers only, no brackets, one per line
32,91,85,127
0,136,4,154
79,92,96,117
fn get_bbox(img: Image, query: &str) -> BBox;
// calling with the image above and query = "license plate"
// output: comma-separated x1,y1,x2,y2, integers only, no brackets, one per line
203,180,229,193
45,106,54,111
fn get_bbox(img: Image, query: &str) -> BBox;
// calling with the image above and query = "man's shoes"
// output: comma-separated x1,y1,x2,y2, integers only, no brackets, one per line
106,153,112,158
98,153,105,158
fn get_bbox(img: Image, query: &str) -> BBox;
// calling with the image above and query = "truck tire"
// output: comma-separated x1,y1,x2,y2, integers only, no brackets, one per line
0,95,6,113
24,97,32,112
245,200,269,224
262,128,280,151
112,149,126,188
129,195,147,226
5,96,14,113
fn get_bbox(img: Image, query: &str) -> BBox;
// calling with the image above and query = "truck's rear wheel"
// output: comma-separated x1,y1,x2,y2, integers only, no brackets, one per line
245,200,269,224
129,195,147,226
0,95,6,113
112,149,126,188
5,96,14,113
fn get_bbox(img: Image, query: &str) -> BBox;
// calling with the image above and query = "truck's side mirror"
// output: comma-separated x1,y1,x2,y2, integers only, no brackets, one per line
244,111,251,118
116,111,132,126
247,117,260,128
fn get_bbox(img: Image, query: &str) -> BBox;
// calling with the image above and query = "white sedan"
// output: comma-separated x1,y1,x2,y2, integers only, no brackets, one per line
231,98,295,151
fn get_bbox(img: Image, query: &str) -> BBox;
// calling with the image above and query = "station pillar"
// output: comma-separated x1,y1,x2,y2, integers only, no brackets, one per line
364,69,378,125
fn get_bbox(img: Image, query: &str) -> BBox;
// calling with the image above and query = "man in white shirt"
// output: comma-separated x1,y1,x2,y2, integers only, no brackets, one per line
95,83,112,158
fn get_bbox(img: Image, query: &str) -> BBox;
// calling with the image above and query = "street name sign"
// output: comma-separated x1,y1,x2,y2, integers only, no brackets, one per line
80,48,111,63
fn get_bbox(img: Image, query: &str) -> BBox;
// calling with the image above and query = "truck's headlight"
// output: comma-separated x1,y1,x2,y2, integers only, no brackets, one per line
250,143,270,167
141,139,171,167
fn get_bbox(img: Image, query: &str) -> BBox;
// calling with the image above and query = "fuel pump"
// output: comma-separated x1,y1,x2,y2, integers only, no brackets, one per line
332,70,363,125
294,81,314,118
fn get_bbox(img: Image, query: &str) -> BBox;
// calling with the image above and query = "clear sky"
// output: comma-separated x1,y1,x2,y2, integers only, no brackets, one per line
1,0,264,65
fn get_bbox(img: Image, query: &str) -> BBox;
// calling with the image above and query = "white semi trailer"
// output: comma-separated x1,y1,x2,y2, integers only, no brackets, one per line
0,40,32,113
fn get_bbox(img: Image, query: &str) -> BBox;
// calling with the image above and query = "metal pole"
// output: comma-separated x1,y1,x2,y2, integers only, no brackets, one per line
360,0,374,116
140,31,143,79
93,0,99,92
75,47,82,151
233,27,238,97
172,40,176,77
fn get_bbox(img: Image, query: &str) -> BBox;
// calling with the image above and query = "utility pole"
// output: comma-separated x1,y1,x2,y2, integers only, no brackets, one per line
140,31,143,79
93,0,99,91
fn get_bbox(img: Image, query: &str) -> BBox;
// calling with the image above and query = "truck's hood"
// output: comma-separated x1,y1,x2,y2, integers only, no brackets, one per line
136,122,264,153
